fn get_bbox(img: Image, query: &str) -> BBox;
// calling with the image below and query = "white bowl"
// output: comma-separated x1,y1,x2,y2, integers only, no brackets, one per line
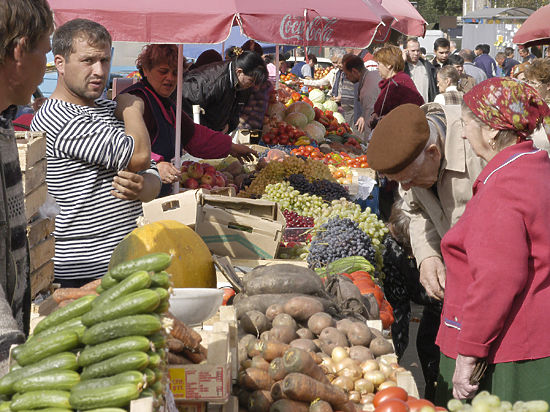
169,288,224,326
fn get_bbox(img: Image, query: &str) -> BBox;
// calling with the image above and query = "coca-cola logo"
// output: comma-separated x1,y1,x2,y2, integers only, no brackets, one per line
279,14,338,43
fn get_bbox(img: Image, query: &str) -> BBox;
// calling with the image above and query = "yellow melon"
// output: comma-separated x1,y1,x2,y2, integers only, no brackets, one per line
109,220,216,288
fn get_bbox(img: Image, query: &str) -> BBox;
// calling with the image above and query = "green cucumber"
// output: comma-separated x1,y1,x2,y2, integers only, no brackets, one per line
34,295,96,335
78,336,151,367
83,289,160,327
152,287,170,302
147,352,162,369
82,314,161,346
30,316,86,342
155,300,170,314
139,388,156,398
110,253,172,281
16,409,72,412
150,271,171,288
69,383,140,409
9,362,21,371
142,368,155,386
92,271,151,309
13,370,80,393
101,272,119,289
15,330,80,366
80,351,149,380
151,380,163,395
0,352,77,395
149,333,166,351
96,285,105,294
0,401,10,411
71,371,144,393
10,390,71,411
81,409,127,412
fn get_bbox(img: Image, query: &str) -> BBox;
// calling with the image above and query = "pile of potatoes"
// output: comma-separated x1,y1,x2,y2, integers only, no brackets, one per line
236,295,406,411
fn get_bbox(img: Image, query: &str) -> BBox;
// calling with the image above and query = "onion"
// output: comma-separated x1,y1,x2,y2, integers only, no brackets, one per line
331,346,349,363
388,366,407,381
337,363,362,379
360,359,379,374
377,380,397,390
333,376,354,392
348,391,361,403
320,358,337,374
379,362,393,378
361,393,375,404
354,378,375,395
363,370,386,387
378,354,398,366
326,373,336,383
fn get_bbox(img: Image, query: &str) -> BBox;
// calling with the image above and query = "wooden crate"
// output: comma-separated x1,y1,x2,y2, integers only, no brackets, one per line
29,235,54,273
27,217,55,248
30,260,54,297
15,131,46,171
21,159,46,195
24,184,47,221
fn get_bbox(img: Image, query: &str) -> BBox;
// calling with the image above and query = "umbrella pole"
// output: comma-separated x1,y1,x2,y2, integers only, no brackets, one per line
275,44,280,90
173,44,184,194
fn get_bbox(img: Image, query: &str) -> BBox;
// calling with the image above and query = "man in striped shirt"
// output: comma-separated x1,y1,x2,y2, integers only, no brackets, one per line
0,0,54,371
31,19,161,287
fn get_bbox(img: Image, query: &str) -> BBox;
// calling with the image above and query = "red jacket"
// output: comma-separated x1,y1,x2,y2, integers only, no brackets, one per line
437,141,550,363
373,71,424,117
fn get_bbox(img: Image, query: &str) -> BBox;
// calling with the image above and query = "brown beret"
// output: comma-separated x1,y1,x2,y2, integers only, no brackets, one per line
366,104,430,174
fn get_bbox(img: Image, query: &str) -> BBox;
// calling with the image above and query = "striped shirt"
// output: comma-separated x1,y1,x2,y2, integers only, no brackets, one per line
31,98,146,280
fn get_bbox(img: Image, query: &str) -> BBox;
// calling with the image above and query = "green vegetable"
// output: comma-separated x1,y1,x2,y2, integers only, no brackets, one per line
150,271,171,289
33,295,96,335
315,256,375,279
69,383,141,410
9,390,71,411
13,370,80,393
92,271,152,309
80,351,149,380
78,336,151,367
110,253,172,281
82,314,161,346
15,330,80,366
71,371,145,393
101,272,119,289
29,316,86,342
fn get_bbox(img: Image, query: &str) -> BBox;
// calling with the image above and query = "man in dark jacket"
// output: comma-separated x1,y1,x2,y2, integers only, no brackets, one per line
474,44,497,78
503,47,520,76
404,38,438,103
431,38,450,70
0,0,54,374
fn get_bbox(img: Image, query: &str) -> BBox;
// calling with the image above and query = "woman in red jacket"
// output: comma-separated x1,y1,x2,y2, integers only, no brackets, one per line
435,77,550,403
368,45,424,129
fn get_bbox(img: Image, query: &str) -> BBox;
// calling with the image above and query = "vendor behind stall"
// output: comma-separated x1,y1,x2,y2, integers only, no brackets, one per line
121,44,257,197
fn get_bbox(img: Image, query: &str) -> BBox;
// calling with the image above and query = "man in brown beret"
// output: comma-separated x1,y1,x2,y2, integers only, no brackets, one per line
367,102,484,399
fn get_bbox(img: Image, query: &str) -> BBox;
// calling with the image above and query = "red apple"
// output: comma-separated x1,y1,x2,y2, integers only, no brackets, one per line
214,172,226,187
179,172,190,183
188,163,204,179
203,164,217,175
199,183,212,190
201,172,215,185
183,178,199,189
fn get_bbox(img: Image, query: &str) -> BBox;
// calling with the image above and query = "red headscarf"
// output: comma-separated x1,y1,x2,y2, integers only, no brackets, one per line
463,77,550,141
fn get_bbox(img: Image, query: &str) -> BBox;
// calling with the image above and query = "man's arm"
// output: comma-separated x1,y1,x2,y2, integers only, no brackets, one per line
111,168,161,202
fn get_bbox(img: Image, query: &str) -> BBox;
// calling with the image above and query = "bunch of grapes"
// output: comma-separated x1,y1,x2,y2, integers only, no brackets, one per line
262,181,327,217
282,209,314,242
283,209,314,227
288,174,350,202
307,217,378,268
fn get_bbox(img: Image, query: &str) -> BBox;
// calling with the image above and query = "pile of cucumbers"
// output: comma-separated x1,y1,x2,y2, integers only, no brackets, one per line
0,253,173,411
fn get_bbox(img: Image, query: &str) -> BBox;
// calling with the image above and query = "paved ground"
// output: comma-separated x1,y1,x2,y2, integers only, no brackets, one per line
399,302,426,397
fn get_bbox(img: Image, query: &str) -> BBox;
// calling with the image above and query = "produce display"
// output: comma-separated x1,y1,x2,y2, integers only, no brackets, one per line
290,146,368,168
179,160,239,192
448,392,549,412
288,174,350,202
1,253,174,411
314,66,333,80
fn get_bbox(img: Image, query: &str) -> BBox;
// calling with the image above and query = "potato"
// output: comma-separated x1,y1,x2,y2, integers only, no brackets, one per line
241,310,270,335
369,337,394,357
238,334,256,363
260,331,271,342
268,326,298,344
319,327,349,356
272,313,297,331
266,304,284,321
283,296,323,322
307,312,335,335
296,328,315,340
289,338,318,353
336,318,354,335
346,322,374,346
349,346,374,363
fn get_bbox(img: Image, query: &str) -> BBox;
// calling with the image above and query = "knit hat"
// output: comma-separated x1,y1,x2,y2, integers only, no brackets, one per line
367,104,430,174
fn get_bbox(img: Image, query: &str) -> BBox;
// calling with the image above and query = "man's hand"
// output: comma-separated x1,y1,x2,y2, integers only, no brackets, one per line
355,116,365,133
114,94,145,120
453,355,479,400
157,161,181,184
111,170,144,201
419,256,446,300
229,144,257,163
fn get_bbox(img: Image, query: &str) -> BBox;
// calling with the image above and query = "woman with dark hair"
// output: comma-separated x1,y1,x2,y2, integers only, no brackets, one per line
181,49,268,132
121,44,256,197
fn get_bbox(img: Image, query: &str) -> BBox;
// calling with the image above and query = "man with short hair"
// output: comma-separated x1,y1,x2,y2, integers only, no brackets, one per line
341,53,380,138
474,44,497,78
449,40,459,56
459,49,487,84
448,54,475,93
31,19,161,286
432,38,451,69
0,0,54,371
303,48,344,96
503,47,520,76
300,54,317,79
403,37,438,103
366,103,485,400
519,46,536,63
495,52,506,76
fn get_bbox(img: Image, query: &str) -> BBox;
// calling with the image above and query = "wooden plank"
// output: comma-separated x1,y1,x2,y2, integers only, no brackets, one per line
21,159,46,194
24,184,48,221
29,235,54,272
15,131,46,171
30,260,54,298
26,217,55,248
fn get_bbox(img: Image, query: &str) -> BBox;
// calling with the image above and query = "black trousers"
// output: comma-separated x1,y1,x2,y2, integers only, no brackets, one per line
417,303,442,401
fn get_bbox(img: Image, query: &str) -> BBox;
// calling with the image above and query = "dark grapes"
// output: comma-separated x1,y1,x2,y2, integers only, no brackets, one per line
288,174,350,202
283,209,314,242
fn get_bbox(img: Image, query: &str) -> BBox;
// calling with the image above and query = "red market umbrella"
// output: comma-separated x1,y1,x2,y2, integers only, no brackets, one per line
380,0,426,37
513,4,550,47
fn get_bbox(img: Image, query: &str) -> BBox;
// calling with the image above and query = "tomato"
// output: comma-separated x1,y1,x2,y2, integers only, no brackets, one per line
373,387,408,407
360,162,369,168
375,399,410,412
407,399,435,412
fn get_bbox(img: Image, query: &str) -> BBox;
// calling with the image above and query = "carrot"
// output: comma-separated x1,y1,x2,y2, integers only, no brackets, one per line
238,367,274,391
79,279,102,290
248,389,273,412
270,381,286,401
269,357,288,381
270,399,310,412
260,341,290,362
166,338,185,353
309,351,323,365
310,399,333,412
181,344,207,364
166,312,202,351
251,355,270,372
52,288,98,303
282,373,348,407
282,348,329,384
167,352,188,365
333,401,357,412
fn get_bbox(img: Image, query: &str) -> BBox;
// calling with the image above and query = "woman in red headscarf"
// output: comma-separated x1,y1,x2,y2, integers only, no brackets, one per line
435,77,550,404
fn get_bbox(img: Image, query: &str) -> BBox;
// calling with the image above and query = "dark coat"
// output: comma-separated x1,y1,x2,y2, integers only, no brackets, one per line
403,58,438,102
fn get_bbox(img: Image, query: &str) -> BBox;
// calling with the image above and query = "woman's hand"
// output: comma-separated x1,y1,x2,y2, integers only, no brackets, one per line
157,161,182,184
229,144,257,163
453,355,479,400
355,116,365,133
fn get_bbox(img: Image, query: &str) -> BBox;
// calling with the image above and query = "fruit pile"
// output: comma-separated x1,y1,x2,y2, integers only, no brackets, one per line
180,161,233,191
448,391,549,412
263,181,327,218
280,73,298,83
290,147,369,169
282,210,314,242
261,120,309,146
288,174,350,202
314,66,333,80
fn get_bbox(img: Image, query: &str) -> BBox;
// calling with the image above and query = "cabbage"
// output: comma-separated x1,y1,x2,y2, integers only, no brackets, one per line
313,102,325,111
304,122,326,142
323,99,338,112
309,89,326,104
307,120,326,137
267,102,286,118
285,112,308,129
333,112,345,124
286,101,315,122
